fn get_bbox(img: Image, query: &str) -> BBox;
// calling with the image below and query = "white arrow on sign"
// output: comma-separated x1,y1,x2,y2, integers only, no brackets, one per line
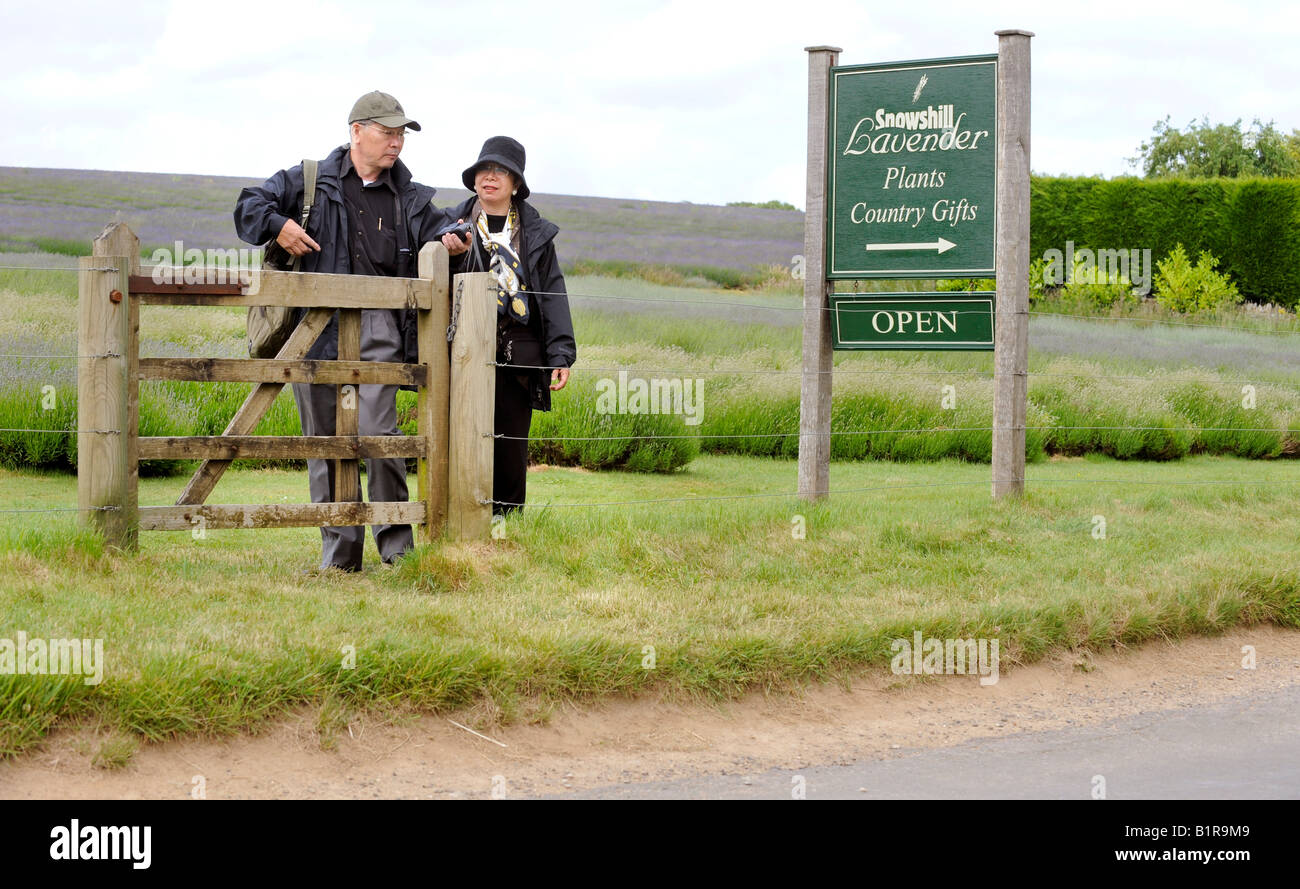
864,238,956,254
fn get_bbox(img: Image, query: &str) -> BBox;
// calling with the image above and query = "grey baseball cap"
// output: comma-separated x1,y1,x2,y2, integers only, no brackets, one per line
348,91,421,132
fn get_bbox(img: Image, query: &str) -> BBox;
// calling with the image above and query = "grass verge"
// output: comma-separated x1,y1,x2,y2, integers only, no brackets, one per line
1,454,1298,757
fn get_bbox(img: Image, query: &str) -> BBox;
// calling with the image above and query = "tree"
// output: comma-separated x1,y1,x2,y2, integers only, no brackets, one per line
726,199,799,210
1288,129,1300,170
1130,116,1300,178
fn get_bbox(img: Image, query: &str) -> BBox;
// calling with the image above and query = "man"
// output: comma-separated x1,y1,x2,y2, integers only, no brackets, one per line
234,91,466,572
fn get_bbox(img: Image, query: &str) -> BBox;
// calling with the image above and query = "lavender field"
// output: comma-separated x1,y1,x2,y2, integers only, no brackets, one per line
5,164,1300,474
0,166,803,271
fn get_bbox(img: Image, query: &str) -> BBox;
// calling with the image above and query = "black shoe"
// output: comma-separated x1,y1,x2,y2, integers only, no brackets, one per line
301,564,360,577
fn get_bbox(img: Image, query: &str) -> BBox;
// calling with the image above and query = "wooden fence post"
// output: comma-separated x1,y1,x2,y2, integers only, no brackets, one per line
79,222,140,549
992,29,1033,498
798,45,841,502
334,309,361,503
447,272,495,540
417,242,450,541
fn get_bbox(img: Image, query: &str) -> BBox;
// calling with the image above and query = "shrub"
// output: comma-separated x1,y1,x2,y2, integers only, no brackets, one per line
527,372,699,472
1030,175,1300,309
1029,362,1193,460
936,277,994,293
698,372,1051,464
1165,380,1283,458
1061,251,1140,310
1154,245,1242,314
0,370,302,475
1028,257,1048,305
726,200,799,211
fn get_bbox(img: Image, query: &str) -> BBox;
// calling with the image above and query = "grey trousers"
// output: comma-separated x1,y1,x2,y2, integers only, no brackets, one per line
292,309,413,571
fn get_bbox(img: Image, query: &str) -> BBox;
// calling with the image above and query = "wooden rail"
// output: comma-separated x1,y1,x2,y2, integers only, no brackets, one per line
138,358,427,387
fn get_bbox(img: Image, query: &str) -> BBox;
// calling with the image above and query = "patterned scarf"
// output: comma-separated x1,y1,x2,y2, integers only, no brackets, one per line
475,206,529,324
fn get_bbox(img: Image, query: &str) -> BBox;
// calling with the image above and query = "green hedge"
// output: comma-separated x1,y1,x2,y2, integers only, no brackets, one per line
1030,176,1300,309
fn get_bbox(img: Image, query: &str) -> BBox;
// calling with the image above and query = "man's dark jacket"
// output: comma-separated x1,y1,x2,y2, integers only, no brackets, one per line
233,144,442,361
445,195,577,411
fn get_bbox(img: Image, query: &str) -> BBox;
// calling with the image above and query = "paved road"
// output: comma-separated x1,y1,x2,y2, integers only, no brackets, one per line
550,684,1300,799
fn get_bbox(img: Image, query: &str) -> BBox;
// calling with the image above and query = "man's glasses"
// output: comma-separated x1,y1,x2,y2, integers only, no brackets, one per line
362,122,405,141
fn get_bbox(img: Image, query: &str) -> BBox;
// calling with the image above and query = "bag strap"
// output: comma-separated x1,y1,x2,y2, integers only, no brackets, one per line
290,158,318,272
394,191,413,275
300,158,318,226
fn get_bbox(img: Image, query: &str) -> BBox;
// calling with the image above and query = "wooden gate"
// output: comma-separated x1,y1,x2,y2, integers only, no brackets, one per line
77,221,496,550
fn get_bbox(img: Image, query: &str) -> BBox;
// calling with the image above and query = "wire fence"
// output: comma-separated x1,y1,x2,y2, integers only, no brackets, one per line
491,361,1288,388
2,260,1298,334
548,286,1300,336
0,352,1290,391
5,423,1294,446
0,353,119,361
0,265,119,272
0,428,119,435
2,260,1297,521
0,506,118,515
490,425,1298,443
483,475,1300,511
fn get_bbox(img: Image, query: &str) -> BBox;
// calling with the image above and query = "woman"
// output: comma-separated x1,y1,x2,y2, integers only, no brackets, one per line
441,136,576,515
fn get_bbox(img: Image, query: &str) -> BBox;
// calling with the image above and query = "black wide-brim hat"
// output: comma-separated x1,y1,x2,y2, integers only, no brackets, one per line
462,135,529,200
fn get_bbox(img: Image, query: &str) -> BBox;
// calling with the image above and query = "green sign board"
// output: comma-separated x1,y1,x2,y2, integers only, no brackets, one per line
829,292,994,350
828,55,997,279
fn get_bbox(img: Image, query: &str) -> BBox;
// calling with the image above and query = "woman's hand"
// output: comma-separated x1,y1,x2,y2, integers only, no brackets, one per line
550,367,570,391
441,219,471,256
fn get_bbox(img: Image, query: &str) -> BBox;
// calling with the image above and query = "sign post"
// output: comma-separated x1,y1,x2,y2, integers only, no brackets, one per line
798,45,841,503
992,30,1033,498
798,32,1031,501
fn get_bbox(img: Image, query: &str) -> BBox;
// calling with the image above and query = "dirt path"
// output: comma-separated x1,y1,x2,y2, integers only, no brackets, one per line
3,626,1297,799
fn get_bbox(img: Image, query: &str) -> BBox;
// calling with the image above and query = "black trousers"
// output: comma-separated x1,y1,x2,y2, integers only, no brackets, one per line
493,319,542,515
493,368,533,515
292,309,413,571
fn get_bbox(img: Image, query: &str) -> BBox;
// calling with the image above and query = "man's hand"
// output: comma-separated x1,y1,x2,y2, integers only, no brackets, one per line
550,367,570,391
277,218,320,257
441,219,471,256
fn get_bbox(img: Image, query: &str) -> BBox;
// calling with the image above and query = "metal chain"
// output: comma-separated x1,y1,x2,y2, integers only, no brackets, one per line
446,278,464,343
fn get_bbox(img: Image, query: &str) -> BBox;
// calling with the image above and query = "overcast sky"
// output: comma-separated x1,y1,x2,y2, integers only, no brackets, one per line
2,0,1296,207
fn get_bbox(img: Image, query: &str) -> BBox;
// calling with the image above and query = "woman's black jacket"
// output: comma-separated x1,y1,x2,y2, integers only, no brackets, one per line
444,195,576,411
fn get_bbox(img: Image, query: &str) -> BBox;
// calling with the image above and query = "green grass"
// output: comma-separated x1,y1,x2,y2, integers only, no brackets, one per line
1,455,1298,756
0,237,92,257
2,254,1300,757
